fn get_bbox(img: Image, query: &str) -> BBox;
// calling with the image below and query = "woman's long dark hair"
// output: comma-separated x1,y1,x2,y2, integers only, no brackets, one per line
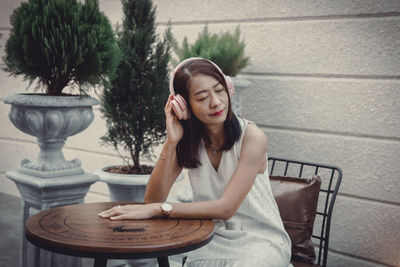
172,59,242,168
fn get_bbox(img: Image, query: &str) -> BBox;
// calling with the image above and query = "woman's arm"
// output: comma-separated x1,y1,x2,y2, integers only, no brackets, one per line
99,123,267,221
144,140,182,203
98,199,228,220
218,123,267,219
144,95,184,203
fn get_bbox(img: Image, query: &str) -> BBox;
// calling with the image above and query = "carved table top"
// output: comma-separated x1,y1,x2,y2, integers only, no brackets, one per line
25,202,214,261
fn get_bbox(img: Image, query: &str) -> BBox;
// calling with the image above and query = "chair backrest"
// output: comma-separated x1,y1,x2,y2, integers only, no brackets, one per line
268,157,342,267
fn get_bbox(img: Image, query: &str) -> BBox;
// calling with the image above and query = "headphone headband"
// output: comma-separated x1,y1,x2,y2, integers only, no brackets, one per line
169,57,235,96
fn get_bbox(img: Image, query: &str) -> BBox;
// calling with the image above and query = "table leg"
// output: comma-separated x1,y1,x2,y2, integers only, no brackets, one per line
157,257,170,267
33,245,40,267
93,257,107,267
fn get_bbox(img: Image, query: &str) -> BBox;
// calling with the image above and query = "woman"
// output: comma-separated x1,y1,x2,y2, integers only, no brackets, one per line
98,58,292,266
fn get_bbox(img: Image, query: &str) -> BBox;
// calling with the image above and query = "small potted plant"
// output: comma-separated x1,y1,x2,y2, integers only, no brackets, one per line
173,25,250,116
96,0,173,203
2,0,121,178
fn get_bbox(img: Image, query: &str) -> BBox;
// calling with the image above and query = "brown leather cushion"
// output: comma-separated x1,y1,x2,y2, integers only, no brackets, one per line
270,175,321,264
291,260,321,267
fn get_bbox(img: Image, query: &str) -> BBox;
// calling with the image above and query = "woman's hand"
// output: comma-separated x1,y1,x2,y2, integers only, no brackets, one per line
97,203,161,220
165,95,184,145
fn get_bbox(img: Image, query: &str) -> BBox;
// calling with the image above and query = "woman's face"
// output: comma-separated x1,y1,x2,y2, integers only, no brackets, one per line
188,74,229,126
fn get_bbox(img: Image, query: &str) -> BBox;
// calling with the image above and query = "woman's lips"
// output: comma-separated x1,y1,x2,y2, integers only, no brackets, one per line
211,109,224,116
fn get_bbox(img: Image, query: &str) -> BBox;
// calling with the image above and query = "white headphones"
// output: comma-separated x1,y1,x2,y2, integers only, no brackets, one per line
169,57,235,120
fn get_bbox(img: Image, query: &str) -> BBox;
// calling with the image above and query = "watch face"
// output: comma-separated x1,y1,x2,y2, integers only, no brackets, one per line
162,202,173,212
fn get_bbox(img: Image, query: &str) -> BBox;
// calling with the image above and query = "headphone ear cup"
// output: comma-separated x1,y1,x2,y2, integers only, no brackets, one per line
171,94,190,120
225,76,235,97
171,99,184,120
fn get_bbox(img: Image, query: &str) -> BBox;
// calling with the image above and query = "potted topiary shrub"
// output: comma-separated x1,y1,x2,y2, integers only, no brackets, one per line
96,0,174,203
2,0,120,178
173,25,250,116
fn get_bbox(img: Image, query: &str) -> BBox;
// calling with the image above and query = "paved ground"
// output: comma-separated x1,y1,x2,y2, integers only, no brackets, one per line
0,192,22,267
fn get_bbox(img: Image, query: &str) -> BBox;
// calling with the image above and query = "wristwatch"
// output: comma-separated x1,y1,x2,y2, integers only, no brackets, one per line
160,202,173,218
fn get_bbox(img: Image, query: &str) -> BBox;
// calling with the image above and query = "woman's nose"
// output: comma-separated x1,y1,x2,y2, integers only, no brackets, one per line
209,93,221,108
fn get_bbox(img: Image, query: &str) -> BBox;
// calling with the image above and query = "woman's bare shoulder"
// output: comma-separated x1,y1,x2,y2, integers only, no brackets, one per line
242,122,267,151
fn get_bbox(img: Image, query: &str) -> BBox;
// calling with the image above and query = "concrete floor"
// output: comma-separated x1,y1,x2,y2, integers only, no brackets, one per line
0,192,22,267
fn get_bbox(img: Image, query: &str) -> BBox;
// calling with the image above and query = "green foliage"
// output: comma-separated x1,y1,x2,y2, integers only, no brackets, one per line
100,0,171,170
173,25,249,76
2,0,121,96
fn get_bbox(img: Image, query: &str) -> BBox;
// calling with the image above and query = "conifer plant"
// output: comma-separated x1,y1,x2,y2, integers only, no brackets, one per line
2,0,120,96
173,25,249,77
100,0,171,174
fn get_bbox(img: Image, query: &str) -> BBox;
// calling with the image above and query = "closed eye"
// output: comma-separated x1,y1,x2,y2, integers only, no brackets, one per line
215,84,225,92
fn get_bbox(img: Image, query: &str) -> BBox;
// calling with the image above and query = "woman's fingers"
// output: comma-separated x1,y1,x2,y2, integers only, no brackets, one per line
110,214,130,220
98,204,152,220
98,205,124,218
165,97,177,122
163,96,184,144
98,210,119,218
99,209,130,219
164,95,173,112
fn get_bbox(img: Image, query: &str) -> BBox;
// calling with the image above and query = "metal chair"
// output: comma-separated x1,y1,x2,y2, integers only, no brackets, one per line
268,157,342,267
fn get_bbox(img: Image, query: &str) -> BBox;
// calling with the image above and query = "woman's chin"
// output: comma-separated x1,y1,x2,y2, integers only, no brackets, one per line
207,113,227,124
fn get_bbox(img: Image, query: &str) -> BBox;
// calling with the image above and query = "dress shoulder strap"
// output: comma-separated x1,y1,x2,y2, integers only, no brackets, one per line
235,117,255,159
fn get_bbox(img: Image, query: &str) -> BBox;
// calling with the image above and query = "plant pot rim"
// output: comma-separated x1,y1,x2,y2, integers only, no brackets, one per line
95,165,150,185
4,93,99,107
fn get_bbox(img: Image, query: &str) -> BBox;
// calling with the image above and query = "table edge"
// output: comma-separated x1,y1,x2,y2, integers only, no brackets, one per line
26,230,214,259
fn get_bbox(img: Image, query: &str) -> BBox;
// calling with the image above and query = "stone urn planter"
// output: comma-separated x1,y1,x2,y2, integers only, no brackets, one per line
230,76,251,117
4,93,99,178
95,166,150,202
96,166,184,202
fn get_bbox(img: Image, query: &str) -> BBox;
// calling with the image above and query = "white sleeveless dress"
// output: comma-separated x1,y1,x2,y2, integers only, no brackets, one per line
184,118,292,267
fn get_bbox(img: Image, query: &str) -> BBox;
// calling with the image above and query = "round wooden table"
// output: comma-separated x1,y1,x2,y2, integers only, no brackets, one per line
25,202,215,267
